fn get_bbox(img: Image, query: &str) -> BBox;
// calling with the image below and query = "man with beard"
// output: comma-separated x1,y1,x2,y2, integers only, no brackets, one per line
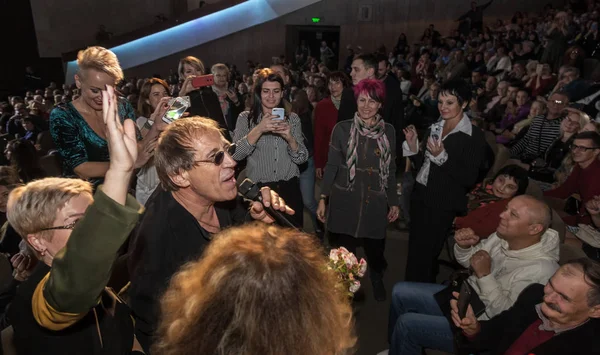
452,258,600,355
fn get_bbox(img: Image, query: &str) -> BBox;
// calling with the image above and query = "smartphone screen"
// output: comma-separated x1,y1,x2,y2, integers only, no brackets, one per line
430,123,442,142
162,97,189,124
272,108,285,121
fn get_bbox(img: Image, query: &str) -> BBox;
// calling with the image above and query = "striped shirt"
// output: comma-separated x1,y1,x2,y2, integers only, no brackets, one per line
232,111,308,183
509,115,563,160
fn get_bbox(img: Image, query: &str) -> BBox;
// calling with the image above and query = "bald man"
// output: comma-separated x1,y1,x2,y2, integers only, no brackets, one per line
387,195,560,355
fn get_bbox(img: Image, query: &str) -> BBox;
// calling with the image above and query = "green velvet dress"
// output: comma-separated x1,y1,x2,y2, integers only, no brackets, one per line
49,98,138,188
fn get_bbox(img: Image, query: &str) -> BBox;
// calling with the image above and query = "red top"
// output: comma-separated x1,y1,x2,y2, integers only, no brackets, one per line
531,76,557,98
313,97,339,170
544,159,600,226
454,198,509,238
504,319,554,355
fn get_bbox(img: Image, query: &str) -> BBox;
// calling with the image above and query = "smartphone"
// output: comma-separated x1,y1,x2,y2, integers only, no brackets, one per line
162,96,190,124
272,107,285,121
457,282,472,319
430,123,442,142
191,74,214,88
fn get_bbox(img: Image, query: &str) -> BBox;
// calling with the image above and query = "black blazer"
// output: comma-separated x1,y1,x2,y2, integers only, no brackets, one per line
410,123,487,213
462,283,600,355
127,188,248,353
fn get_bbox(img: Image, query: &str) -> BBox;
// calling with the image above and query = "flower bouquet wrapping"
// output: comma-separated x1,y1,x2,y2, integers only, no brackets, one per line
328,247,367,297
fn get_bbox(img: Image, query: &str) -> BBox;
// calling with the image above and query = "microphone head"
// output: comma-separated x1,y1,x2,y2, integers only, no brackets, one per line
238,178,261,200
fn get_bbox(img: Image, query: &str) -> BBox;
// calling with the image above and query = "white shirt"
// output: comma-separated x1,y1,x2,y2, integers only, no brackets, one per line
403,113,472,186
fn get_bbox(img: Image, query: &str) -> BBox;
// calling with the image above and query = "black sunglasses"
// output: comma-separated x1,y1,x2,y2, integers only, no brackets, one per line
194,144,236,166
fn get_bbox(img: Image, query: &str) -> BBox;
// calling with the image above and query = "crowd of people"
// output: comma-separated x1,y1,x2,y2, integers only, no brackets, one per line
0,0,600,354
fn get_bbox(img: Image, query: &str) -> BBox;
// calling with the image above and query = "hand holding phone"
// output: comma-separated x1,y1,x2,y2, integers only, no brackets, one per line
191,74,215,89
457,282,472,319
162,97,191,124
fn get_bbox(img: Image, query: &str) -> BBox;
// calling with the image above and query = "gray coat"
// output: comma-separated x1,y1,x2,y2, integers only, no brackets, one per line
322,120,399,239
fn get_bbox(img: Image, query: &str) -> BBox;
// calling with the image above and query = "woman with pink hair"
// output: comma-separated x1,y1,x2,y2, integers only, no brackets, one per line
317,79,399,302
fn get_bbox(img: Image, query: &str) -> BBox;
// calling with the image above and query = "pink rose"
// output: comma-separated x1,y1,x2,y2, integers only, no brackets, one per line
329,249,340,262
357,259,367,277
349,280,361,293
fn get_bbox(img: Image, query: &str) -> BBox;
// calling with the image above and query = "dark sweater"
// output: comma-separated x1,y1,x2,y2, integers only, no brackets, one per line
462,283,600,355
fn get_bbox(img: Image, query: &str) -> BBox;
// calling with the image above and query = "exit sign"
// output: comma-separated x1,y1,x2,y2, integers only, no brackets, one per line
311,17,321,23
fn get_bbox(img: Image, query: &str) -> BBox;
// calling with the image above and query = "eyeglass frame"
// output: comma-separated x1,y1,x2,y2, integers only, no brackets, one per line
570,143,600,152
39,220,78,232
193,143,236,166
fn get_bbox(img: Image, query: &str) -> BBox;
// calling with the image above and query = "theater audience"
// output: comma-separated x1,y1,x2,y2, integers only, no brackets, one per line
317,79,399,301
501,99,547,146
452,258,600,355
454,164,529,238
388,195,559,355
153,223,356,355
128,116,293,353
6,86,144,354
403,79,487,283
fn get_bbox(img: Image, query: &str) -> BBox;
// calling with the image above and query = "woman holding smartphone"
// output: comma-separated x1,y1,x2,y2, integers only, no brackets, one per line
403,80,487,283
232,69,308,227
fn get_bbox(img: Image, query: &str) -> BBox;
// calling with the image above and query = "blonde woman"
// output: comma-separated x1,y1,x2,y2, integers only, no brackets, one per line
153,222,356,355
49,46,156,188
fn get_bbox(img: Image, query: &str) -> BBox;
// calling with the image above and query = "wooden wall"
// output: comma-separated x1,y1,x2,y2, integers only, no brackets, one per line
122,0,564,78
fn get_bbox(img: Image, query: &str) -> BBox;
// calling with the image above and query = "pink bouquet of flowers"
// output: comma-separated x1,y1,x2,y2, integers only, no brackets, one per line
328,247,367,296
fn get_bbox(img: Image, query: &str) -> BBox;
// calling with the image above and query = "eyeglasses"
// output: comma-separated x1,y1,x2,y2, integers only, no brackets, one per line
40,220,79,232
570,144,600,152
194,144,236,166
550,99,565,105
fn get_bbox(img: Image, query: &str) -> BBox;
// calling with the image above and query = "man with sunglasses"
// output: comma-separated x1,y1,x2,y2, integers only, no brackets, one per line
128,117,294,353
545,131,600,226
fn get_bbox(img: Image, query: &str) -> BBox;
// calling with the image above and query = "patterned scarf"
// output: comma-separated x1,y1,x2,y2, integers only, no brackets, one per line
346,113,391,191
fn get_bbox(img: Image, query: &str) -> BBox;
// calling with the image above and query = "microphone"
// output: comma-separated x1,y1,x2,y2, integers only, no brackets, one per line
238,178,300,229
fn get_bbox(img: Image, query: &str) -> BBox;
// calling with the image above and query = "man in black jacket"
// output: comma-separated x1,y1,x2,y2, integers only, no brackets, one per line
451,258,600,355
127,117,293,353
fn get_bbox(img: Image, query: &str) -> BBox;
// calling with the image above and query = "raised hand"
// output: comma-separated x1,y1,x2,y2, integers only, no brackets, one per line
454,228,480,248
103,85,138,174
403,125,418,153
102,85,138,205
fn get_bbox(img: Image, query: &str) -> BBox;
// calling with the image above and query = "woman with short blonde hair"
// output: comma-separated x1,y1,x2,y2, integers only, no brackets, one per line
153,222,356,355
50,46,156,189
